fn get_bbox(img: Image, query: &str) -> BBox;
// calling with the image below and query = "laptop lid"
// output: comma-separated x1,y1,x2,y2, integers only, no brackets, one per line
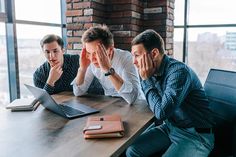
24,84,99,119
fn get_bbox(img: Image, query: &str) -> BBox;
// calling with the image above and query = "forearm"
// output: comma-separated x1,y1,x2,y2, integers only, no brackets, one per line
75,68,87,86
43,83,55,95
109,63,140,104
72,67,94,96
108,71,140,104
108,73,124,91
46,77,56,87
33,77,55,94
118,81,139,104
141,78,168,120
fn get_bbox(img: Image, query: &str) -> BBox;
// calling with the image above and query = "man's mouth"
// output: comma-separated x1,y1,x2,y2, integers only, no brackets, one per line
49,60,57,66
50,60,56,62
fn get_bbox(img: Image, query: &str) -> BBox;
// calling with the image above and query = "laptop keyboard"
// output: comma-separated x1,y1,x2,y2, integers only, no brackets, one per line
61,105,84,115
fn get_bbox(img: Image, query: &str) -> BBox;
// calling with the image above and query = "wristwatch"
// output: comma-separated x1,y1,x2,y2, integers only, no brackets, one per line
104,68,115,76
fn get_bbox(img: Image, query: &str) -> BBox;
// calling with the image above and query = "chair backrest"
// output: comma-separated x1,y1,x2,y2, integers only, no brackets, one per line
204,69,236,157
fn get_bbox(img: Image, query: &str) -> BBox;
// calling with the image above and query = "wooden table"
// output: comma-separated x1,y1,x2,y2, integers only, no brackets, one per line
0,92,154,157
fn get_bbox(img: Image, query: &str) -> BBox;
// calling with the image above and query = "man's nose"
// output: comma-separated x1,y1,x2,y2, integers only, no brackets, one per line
49,52,55,59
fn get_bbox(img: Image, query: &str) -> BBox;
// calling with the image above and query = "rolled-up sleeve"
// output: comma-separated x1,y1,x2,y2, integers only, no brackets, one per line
33,68,55,95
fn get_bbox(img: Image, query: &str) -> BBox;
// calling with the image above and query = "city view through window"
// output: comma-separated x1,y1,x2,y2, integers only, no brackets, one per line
174,28,236,83
0,34,45,106
0,27,61,106
0,0,62,106
174,0,236,83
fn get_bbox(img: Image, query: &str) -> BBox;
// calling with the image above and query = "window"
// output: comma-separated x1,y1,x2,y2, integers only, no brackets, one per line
0,22,10,106
189,0,236,25
15,0,61,23
16,24,61,98
1,0,65,102
174,0,236,84
0,0,5,13
188,27,236,82
174,0,185,26
173,28,184,61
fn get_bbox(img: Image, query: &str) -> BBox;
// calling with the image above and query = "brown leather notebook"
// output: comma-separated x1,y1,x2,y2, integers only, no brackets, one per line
83,114,125,139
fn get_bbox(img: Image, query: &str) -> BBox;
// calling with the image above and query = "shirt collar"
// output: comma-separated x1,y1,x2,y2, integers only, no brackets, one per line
153,54,168,77
111,48,116,65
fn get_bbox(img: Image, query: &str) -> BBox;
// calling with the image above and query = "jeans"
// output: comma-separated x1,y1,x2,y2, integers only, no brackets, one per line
126,121,214,157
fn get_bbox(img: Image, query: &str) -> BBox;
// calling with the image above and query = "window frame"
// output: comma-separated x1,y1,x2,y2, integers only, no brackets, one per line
1,0,66,102
174,0,236,63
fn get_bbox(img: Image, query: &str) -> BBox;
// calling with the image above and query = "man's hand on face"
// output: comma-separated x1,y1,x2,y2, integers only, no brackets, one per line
139,53,156,80
79,48,91,71
47,61,63,86
95,44,112,73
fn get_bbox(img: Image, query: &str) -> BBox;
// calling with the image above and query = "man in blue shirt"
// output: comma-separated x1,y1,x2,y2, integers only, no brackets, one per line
126,29,215,157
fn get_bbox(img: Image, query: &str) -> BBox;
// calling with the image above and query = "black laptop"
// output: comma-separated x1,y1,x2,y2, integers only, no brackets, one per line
25,84,99,119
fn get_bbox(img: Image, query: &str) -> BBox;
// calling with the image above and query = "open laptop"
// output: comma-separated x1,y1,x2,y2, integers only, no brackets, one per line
25,84,99,119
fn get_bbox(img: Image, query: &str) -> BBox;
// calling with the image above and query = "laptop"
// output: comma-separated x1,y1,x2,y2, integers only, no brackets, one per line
25,84,99,119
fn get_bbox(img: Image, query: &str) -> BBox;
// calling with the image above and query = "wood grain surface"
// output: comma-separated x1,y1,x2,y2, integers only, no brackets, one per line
0,92,154,157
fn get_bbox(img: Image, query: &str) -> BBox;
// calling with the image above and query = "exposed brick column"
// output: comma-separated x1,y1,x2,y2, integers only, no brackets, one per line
143,0,174,56
65,0,174,55
105,0,143,50
66,0,105,54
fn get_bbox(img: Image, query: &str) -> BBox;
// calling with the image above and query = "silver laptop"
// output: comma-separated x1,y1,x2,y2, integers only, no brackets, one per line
25,84,99,119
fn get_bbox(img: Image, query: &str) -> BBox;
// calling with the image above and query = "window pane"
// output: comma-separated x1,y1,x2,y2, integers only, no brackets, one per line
174,28,184,61
15,0,61,23
0,0,5,13
174,0,185,25
0,22,10,106
189,0,236,25
16,24,61,98
188,27,236,83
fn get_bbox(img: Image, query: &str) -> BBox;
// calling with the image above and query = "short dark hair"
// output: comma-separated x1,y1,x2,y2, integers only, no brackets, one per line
40,34,64,49
82,24,114,49
131,29,165,54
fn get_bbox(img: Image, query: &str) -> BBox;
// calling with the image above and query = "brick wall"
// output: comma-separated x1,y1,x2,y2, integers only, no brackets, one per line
143,0,174,55
66,0,174,55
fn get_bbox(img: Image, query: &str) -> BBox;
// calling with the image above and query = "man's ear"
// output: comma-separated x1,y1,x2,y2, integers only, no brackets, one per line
151,48,160,61
108,46,114,52
107,46,114,58
62,48,65,54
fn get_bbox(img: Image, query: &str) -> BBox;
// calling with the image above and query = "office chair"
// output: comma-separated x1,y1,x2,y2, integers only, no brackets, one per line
204,69,236,157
